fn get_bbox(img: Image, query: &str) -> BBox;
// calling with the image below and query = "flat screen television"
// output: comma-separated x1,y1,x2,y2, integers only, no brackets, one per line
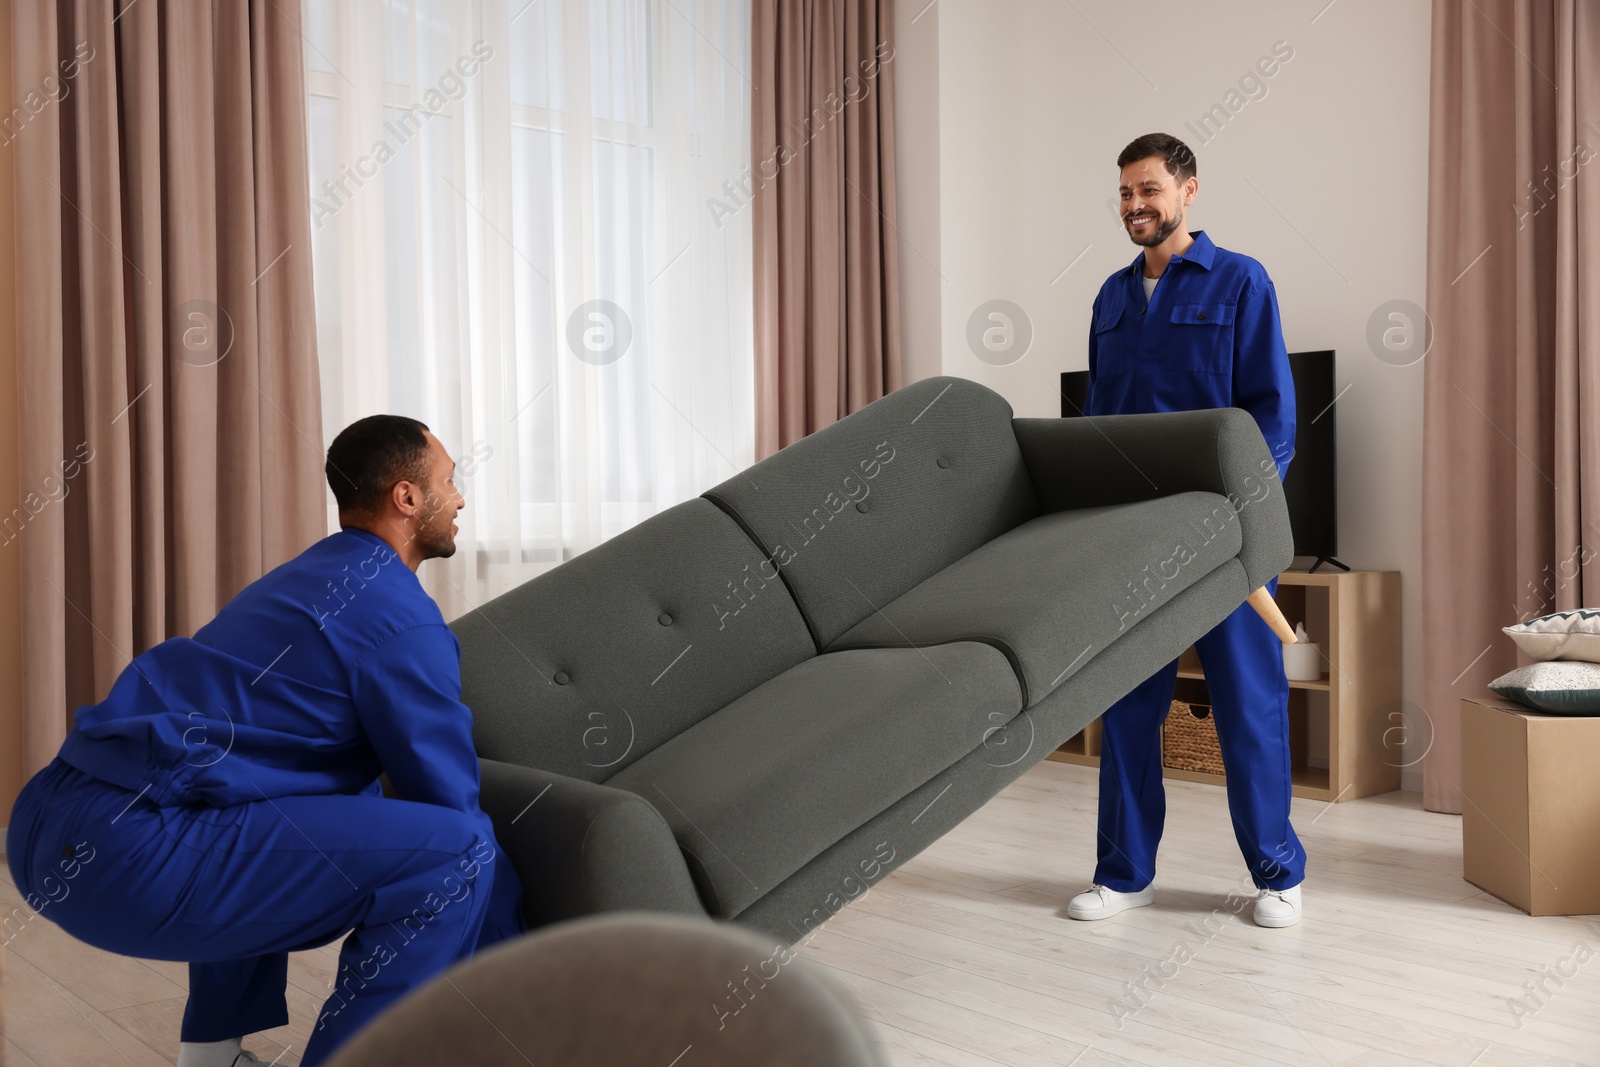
1058,350,1342,571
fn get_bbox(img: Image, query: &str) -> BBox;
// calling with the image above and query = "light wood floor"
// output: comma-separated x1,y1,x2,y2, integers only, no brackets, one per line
3,760,1597,1067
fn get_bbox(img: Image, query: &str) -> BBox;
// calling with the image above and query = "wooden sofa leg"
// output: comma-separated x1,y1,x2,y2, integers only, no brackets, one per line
1247,585,1297,644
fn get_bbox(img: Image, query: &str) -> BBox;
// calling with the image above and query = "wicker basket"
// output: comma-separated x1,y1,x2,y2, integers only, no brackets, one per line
1163,699,1225,775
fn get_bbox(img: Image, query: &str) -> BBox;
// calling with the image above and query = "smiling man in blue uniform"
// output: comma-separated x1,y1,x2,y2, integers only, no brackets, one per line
1069,132,1306,928
6,415,526,1067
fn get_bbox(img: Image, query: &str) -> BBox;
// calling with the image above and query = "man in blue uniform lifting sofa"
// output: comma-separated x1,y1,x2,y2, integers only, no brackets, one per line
1068,132,1307,928
7,415,526,1067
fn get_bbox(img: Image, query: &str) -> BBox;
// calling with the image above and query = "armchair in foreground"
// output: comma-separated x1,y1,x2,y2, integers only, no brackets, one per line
323,914,888,1067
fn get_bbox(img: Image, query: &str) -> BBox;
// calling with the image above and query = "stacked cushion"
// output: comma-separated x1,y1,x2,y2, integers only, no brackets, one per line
1502,609,1600,662
1493,610,1600,713
1488,661,1600,715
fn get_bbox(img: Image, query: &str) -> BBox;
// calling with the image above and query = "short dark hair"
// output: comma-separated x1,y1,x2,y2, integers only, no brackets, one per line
1117,133,1197,183
325,414,431,515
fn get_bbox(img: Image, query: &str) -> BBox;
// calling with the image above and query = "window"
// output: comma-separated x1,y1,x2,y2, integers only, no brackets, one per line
303,0,753,616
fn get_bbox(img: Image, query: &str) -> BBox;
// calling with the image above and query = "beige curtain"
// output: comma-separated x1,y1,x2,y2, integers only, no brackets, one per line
1422,0,1600,812
751,0,903,459
10,1,325,776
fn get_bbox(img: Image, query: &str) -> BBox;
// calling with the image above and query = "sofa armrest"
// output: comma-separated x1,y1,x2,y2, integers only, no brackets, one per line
478,758,706,929
1012,408,1294,592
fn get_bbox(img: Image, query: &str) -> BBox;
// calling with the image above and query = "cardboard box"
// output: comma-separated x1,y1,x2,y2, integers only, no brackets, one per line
1461,696,1600,916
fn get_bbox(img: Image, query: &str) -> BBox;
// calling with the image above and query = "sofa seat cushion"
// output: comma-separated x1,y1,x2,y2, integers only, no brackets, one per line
828,491,1244,707
605,642,1022,919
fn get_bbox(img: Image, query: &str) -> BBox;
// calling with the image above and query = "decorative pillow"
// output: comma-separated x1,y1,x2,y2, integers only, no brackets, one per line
1488,661,1600,714
1502,609,1600,663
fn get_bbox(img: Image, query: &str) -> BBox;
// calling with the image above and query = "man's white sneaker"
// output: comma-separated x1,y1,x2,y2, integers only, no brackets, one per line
1253,883,1302,928
232,1051,286,1067
177,1040,243,1067
1066,883,1155,921
176,1040,286,1067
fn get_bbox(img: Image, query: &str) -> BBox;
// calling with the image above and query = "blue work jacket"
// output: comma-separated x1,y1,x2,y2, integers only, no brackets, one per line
1086,230,1296,480
57,529,487,827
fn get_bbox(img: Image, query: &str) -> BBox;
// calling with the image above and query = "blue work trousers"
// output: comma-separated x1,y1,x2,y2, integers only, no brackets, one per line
7,757,527,1067
1094,577,1306,893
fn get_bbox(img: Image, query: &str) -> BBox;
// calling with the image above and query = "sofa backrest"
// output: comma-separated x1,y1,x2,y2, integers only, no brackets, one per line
452,498,816,782
703,376,1039,651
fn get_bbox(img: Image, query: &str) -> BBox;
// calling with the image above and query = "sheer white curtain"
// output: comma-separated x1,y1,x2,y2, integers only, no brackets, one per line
302,0,754,620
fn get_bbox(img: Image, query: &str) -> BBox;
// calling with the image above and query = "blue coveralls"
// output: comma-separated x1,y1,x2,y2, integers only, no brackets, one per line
6,528,526,1067
1086,229,1306,893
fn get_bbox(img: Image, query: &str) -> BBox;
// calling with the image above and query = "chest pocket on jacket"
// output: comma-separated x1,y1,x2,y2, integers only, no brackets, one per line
1168,301,1236,375
1092,304,1131,376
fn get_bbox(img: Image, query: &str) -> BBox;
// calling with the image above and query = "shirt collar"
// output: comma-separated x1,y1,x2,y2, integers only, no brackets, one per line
338,526,399,560
336,526,412,576
1124,229,1216,276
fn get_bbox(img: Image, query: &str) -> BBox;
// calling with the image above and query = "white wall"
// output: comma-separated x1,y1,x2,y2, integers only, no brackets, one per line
896,0,1432,789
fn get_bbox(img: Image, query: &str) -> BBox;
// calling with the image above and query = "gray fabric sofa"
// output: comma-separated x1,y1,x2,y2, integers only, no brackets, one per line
450,375,1293,942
